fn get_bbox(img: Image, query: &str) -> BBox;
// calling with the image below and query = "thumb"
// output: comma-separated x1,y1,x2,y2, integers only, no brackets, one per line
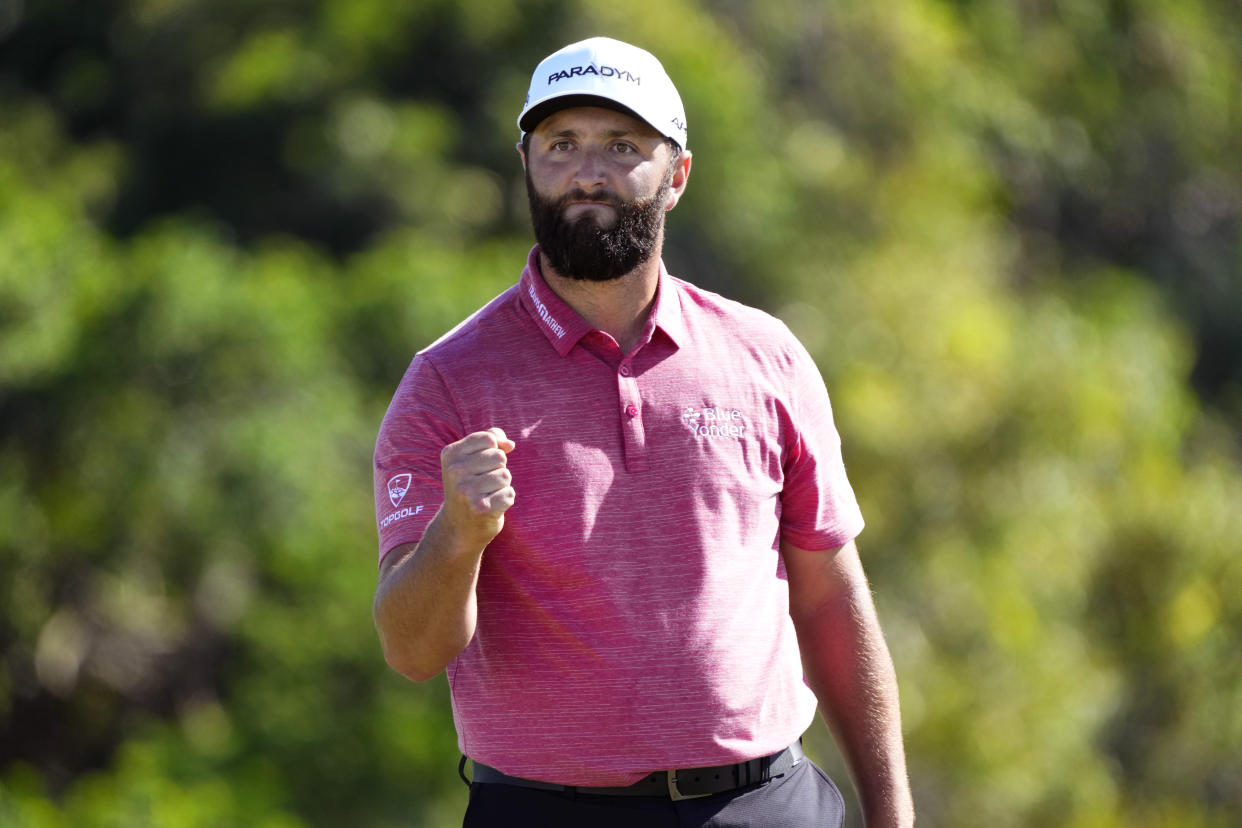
489,427,516,453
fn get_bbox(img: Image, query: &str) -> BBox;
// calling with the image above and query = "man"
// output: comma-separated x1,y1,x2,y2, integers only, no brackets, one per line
372,37,914,827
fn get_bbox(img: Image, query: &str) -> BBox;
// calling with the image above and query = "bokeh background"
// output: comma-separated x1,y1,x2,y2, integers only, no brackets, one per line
2,0,1240,825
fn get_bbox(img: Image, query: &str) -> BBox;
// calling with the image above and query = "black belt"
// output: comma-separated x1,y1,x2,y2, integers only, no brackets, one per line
467,741,804,801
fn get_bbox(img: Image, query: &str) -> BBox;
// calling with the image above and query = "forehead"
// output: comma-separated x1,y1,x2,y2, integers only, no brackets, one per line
530,105,663,141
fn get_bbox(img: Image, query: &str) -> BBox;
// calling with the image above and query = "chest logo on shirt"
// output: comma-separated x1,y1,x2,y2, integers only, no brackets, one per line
682,406,747,438
387,473,413,507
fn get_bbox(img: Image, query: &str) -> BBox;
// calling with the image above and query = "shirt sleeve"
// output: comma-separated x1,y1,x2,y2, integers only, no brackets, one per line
373,354,463,565
778,333,866,551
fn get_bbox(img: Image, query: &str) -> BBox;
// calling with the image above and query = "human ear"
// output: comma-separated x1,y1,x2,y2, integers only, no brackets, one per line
664,150,692,211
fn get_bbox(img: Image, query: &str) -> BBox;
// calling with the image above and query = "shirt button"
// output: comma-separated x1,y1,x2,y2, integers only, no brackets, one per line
619,364,631,377
625,404,639,418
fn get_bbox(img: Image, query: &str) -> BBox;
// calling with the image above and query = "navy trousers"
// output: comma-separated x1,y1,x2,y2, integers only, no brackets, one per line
462,758,846,827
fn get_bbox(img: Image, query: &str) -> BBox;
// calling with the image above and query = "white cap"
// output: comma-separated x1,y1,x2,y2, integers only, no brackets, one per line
518,37,687,149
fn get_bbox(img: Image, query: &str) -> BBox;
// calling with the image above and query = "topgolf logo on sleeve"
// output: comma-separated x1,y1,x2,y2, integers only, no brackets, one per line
387,473,412,508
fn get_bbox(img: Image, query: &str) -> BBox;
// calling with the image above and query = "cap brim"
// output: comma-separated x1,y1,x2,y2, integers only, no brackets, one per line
519,94,653,136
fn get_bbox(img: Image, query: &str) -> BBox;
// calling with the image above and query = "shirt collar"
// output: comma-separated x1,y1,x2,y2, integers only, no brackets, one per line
518,245,686,357
648,260,687,350
518,247,592,356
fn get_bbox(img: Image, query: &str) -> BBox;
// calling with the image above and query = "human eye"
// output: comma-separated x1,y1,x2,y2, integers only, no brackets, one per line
550,139,574,152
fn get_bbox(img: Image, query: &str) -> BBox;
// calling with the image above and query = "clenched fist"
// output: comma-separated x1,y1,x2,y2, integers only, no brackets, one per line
439,427,516,546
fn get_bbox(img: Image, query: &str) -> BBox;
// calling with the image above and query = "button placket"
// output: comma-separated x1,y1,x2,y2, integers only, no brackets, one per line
617,372,647,473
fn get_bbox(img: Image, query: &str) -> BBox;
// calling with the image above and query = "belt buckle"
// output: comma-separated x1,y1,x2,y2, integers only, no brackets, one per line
666,771,712,801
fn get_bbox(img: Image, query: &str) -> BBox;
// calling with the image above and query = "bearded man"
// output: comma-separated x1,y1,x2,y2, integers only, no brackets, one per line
371,37,914,828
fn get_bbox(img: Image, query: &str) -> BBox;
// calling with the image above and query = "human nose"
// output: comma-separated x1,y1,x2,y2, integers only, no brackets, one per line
572,147,608,190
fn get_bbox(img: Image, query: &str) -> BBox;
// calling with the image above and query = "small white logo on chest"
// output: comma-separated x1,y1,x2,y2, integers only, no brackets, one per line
682,406,747,438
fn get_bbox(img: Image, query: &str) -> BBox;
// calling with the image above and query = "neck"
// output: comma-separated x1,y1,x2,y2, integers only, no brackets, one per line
538,249,662,353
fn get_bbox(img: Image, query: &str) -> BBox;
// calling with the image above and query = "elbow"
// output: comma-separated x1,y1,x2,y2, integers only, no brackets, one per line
371,563,473,683
377,633,444,683
372,583,442,682
374,605,463,683
388,657,442,684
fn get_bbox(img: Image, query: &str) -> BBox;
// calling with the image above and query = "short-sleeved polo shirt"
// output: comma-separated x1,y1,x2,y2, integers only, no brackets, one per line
373,245,864,786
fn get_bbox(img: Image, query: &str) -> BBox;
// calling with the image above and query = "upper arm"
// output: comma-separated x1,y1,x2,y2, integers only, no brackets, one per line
377,541,417,581
373,357,460,566
781,538,870,621
776,335,866,553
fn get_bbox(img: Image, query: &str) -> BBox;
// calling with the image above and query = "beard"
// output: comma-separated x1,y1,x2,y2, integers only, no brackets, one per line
526,166,672,282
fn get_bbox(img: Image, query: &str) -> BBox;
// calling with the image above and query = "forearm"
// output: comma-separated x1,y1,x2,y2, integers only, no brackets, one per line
785,541,913,827
795,588,912,826
373,508,486,682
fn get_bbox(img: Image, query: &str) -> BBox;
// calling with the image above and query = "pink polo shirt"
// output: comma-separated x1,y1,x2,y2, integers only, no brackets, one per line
373,246,864,786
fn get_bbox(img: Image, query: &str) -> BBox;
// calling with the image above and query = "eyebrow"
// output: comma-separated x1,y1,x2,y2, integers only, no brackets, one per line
547,127,642,139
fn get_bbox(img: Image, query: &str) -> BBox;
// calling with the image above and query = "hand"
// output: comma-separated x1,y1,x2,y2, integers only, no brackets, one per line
439,428,516,547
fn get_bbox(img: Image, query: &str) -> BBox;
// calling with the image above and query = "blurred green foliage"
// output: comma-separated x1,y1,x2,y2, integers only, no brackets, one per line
1,1,1240,826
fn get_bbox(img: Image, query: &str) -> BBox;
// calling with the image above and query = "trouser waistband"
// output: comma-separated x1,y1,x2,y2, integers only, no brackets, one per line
468,741,804,801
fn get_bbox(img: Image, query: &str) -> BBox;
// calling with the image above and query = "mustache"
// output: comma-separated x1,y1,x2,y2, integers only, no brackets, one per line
553,189,623,211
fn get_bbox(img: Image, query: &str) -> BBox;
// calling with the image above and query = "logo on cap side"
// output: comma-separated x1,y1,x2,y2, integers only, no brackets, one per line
548,64,641,86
